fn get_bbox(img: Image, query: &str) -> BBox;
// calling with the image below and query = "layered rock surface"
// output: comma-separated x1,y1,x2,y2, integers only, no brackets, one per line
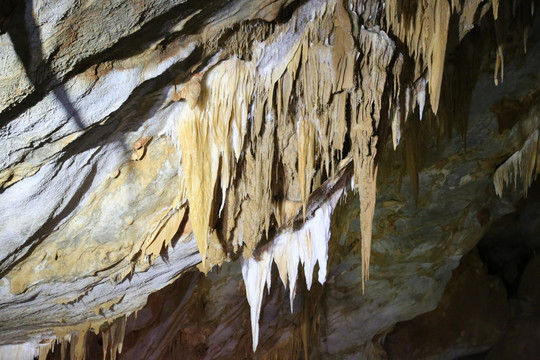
0,0,539,359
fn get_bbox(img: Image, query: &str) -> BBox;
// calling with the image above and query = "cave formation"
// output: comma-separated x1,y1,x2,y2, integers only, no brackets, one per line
0,0,539,359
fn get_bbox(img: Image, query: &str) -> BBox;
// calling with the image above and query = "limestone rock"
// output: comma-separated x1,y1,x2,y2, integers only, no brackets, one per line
384,250,509,360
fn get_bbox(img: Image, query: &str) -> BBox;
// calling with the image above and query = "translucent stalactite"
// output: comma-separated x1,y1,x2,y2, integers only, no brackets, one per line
242,188,343,351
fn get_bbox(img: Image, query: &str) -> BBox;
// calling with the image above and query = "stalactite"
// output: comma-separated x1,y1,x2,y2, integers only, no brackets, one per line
428,0,451,114
6,316,130,360
493,0,501,20
351,27,395,292
297,117,317,220
38,341,54,360
494,129,539,197
70,330,87,360
384,0,450,115
242,187,344,351
101,316,127,360
494,44,505,85
176,59,255,270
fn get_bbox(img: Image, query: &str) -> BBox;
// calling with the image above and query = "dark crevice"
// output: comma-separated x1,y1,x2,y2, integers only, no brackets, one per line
274,0,309,24
478,178,540,297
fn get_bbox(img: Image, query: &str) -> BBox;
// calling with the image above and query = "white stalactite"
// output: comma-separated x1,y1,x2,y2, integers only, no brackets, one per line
241,187,344,351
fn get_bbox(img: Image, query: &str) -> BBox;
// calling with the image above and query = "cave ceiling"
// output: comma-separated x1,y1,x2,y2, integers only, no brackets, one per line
0,0,539,359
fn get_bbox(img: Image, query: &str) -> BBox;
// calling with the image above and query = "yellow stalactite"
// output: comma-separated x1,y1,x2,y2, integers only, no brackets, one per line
297,117,317,221
428,0,450,114
177,59,254,269
493,0,500,19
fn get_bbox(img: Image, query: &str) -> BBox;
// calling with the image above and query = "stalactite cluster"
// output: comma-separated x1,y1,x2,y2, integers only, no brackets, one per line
163,0,536,350
0,316,127,360
3,0,536,358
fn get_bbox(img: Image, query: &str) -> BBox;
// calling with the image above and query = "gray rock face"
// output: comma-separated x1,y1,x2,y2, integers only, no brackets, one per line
0,0,539,359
